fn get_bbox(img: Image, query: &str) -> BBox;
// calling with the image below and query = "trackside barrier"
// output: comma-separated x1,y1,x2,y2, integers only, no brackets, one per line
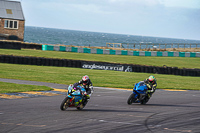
0,40,42,50
0,41,199,57
42,45,200,58
0,41,21,50
0,55,199,76
21,43,42,50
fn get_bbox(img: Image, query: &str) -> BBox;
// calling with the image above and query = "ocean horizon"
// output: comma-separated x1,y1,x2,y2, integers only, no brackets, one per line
24,26,200,49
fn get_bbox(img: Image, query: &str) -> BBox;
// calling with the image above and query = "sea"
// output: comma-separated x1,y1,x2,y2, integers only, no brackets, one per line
24,26,200,49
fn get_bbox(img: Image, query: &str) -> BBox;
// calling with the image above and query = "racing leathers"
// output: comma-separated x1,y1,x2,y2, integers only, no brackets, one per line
73,79,93,99
144,78,157,98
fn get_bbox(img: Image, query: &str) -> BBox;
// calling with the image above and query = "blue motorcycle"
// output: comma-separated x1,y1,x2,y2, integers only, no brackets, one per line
127,81,149,105
60,85,88,110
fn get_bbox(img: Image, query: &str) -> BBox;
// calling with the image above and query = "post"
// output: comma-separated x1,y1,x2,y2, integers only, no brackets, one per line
140,43,141,49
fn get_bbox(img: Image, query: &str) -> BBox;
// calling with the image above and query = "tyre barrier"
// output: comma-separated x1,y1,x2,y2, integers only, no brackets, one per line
0,55,82,68
21,43,42,50
0,41,42,50
0,41,21,50
0,55,199,77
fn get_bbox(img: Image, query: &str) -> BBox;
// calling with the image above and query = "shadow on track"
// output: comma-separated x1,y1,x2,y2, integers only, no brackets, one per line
60,108,153,113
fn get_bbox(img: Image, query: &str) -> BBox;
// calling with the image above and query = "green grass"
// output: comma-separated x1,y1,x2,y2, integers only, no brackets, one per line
0,49,200,69
0,63,199,91
0,48,199,93
0,81,52,93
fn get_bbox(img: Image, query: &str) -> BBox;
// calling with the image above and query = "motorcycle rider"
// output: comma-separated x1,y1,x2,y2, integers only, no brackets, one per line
144,75,157,98
73,75,93,99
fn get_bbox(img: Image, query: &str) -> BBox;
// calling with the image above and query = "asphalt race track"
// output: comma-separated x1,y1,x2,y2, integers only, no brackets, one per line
0,79,200,133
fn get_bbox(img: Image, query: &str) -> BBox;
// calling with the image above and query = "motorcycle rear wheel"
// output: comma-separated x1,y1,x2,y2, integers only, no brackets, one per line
60,97,70,111
127,93,136,105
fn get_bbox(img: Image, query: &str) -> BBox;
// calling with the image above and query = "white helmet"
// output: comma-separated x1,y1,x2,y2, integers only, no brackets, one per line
82,75,89,85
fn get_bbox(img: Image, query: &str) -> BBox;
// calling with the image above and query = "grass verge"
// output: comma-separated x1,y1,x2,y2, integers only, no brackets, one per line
0,49,200,69
0,81,52,93
0,63,199,92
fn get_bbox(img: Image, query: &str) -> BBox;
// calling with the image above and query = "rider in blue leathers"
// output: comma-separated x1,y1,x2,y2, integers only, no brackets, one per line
73,75,93,97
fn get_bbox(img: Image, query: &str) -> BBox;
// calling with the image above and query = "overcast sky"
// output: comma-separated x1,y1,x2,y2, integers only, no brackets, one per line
14,0,200,40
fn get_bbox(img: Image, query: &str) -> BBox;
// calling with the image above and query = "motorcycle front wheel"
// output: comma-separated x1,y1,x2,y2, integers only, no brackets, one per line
127,93,136,105
60,97,70,111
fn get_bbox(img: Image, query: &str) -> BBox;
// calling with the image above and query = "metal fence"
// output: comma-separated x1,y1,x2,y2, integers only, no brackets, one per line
106,43,200,49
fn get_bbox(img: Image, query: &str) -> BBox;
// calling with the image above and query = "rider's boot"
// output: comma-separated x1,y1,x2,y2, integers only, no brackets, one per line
86,94,90,99
77,99,83,107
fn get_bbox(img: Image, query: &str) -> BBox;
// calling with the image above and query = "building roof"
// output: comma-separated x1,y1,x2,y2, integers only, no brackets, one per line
0,0,25,20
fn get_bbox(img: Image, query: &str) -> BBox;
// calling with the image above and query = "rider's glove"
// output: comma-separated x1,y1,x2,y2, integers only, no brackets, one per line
82,92,87,96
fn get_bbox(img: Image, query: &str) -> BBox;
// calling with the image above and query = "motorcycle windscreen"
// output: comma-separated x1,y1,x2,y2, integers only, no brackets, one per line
71,91,81,95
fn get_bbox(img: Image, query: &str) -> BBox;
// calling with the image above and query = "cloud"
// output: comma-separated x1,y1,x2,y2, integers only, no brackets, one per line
108,0,200,10
109,0,161,6
67,4,115,15
13,0,200,40
159,0,200,9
